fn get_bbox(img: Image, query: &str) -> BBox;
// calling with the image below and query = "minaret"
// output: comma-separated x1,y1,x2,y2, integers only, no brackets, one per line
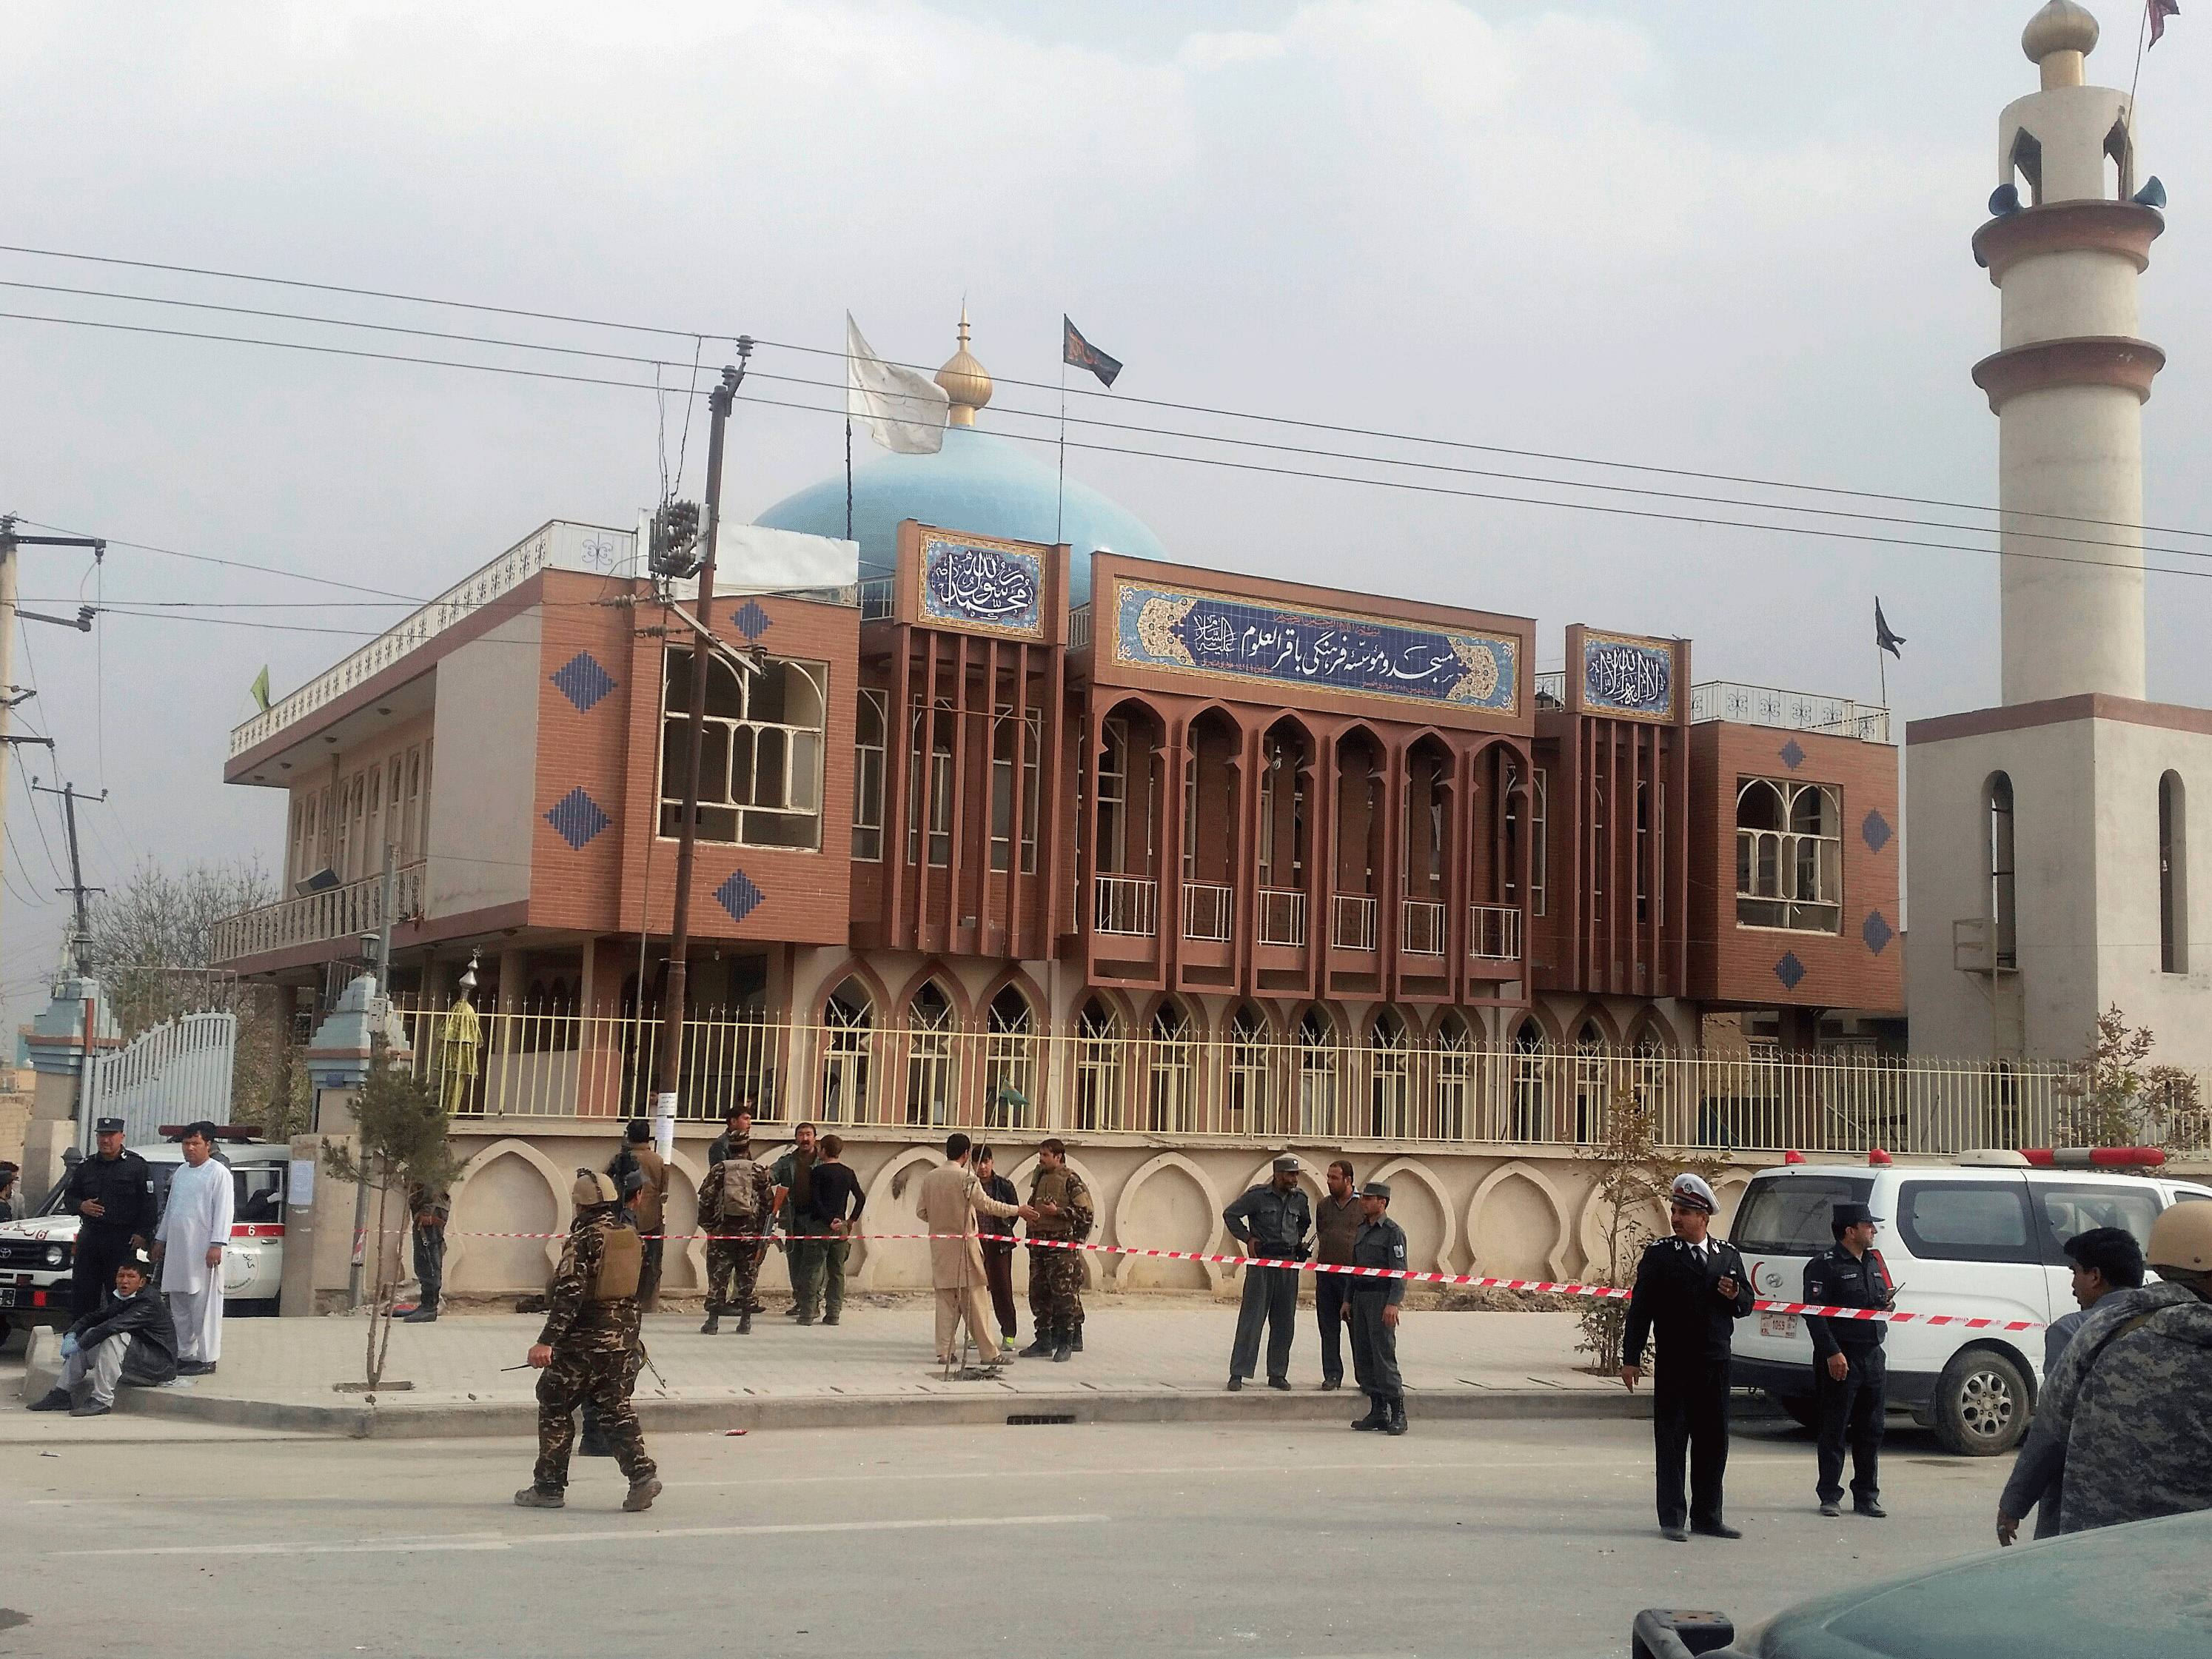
934,305,993,427
1971,1,2164,705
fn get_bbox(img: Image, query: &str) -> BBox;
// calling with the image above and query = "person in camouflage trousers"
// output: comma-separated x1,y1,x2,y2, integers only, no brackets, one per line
515,1172,660,1512
699,1144,775,1335
1022,1139,1093,1362
2002,1201,2212,1537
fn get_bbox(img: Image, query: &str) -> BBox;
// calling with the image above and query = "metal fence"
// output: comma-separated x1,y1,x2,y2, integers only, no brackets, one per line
384,1009,2209,1154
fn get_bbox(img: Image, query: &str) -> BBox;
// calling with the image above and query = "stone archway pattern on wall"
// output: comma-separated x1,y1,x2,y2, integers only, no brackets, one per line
446,1137,571,1293
1365,1156,1459,1278
1113,1150,1230,1293
1466,1159,1575,1282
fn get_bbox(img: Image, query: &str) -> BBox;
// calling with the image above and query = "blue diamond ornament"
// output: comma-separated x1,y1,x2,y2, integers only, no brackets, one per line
1774,951,1806,991
546,788,611,850
551,651,617,714
1862,911,1894,955
714,870,764,923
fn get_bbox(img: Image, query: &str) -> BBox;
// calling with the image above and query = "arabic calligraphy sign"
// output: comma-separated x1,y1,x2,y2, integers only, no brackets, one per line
1110,580,1518,712
1578,631,1676,721
919,533,1045,638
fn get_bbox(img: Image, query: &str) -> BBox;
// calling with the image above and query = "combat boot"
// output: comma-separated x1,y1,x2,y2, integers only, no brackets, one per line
514,1486,565,1509
1350,1398,1389,1430
1020,1325,1056,1358
737,1310,752,1334
1384,1399,1408,1436
623,1476,663,1513
1070,1327,1084,1353
700,1312,721,1335
1051,1329,1072,1363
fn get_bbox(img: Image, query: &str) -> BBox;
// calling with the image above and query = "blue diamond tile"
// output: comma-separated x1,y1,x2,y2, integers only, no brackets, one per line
545,787,611,850
731,600,772,642
1779,738,1806,771
1861,808,1892,854
714,869,764,923
1862,911,1894,955
550,651,617,714
1774,951,1806,991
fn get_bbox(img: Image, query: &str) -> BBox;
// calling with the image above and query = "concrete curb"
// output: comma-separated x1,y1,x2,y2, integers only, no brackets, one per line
78,1380,1662,1439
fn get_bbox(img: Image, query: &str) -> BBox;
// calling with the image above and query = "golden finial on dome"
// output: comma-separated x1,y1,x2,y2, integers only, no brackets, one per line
934,303,993,426
2022,1,2099,87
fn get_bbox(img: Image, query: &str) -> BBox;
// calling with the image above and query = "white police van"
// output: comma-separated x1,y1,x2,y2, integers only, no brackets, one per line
1727,1154,2212,1455
0,1133,288,1327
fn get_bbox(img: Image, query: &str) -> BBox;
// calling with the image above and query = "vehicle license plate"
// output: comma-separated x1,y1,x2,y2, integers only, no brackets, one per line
1760,1312,1797,1338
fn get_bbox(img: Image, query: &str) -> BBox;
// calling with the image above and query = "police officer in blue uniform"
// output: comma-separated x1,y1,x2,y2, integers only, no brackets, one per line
1621,1172,1754,1541
1803,1200,1894,1518
1344,1180,1410,1436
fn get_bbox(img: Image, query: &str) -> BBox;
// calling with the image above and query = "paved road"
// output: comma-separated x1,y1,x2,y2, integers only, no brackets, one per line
0,1414,2011,1658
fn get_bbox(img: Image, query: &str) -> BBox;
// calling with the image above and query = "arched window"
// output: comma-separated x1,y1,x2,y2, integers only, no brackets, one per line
1227,1006,1273,1138
821,980,873,1125
1147,1002,1195,1133
1297,1008,1339,1139
1074,998,1124,1132
903,981,956,1127
2161,771,2188,974
1433,1013,1472,1142
1510,1019,1549,1142
1737,777,1841,932
1988,772,2018,969
985,986,1035,1127
1574,1019,1609,1144
1368,1010,1410,1139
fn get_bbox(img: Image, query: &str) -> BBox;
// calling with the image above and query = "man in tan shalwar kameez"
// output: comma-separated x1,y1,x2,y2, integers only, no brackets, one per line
915,1133,1036,1367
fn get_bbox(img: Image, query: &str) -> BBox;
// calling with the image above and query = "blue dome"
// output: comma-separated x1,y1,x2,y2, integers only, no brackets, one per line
752,425,1167,606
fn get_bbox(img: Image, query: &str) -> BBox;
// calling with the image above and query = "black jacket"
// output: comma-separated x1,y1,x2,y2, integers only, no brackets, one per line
976,1173,1019,1253
62,1149,155,1239
1622,1235,1754,1367
1803,1244,1892,1356
67,1279,178,1387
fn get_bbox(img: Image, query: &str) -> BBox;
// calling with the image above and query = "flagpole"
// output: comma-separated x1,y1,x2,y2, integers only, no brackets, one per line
1055,358,1068,548
845,415,854,544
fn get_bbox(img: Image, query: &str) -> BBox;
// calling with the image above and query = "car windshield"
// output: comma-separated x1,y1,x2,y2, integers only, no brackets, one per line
1731,1173,1872,1254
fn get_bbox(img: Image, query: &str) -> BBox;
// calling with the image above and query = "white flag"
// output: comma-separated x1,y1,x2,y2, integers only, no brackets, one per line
847,313,948,455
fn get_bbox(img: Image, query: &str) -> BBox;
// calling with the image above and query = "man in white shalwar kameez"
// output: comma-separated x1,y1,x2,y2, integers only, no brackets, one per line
154,1122,233,1375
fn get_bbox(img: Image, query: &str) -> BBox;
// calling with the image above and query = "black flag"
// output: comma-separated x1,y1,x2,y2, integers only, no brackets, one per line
1875,598,1906,659
1062,316,1123,387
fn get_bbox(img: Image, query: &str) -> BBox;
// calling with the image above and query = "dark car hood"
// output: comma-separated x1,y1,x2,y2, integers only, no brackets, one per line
1759,1508,2212,1659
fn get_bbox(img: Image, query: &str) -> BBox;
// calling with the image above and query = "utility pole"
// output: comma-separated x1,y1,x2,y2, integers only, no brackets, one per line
653,349,750,1158
34,780,107,1151
0,516,101,999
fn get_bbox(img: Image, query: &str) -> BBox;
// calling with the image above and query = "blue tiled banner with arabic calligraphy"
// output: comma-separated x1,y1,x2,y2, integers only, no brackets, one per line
919,534,1044,637
1580,634,1675,720
1111,582,1517,711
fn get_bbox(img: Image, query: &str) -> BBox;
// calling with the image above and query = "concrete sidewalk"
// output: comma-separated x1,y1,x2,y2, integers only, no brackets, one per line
10,1298,1666,1438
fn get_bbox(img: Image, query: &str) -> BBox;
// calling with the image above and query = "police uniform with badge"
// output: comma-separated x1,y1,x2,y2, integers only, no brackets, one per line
61,1117,155,1317
1345,1181,1410,1436
1621,1173,1754,1541
1803,1200,1893,1518
1221,1153,1314,1390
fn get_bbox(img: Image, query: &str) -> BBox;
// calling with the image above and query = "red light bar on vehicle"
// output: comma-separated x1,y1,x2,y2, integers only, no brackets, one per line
2020,1147,2166,1168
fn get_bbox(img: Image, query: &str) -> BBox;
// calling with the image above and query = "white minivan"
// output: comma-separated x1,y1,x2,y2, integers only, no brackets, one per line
1727,1156,2212,1455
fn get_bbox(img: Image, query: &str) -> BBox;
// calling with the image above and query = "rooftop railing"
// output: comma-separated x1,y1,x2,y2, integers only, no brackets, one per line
1530,672,1888,743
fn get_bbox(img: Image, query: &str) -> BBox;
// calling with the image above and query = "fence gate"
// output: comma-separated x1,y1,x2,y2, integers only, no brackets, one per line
84,1011,239,1147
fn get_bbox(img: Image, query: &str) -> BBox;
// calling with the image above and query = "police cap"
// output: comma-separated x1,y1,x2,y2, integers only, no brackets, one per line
1271,1154,1301,1174
95,1116,127,1135
1831,1201,1881,1229
1359,1180,1392,1201
1669,1173,1717,1214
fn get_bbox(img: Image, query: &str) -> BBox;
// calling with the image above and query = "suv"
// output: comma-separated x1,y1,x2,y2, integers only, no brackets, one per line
0,1136,288,1327
1726,1157,2211,1455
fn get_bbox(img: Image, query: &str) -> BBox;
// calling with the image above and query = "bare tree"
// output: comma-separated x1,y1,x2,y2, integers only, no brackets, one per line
86,857,303,1138
1573,1086,1729,1373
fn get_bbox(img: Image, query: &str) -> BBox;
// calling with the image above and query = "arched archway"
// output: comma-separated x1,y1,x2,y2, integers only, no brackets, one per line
984,982,1037,1130
1367,1007,1411,1139
1145,997,1197,1133
818,975,876,1125
1296,1004,1341,1139
1072,995,1126,1132
902,978,959,1127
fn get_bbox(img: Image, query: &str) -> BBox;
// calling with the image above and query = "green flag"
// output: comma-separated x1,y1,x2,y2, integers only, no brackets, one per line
249,665,271,711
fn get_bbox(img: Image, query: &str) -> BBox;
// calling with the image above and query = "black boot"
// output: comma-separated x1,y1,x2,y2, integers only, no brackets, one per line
1020,1326,1056,1358
737,1310,752,1335
1051,1329,1072,1362
700,1311,721,1335
1350,1397,1388,1430
1384,1398,1408,1436
1070,1327,1084,1353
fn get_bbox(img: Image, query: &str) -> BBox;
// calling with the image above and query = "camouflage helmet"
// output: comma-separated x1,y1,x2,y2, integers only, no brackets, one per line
2146,1201,2212,1276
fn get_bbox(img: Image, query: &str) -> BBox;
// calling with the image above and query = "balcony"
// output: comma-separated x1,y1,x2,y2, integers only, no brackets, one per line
1401,899,1447,956
1093,875,1159,937
1470,904,1524,962
1331,894,1377,951
1257,888,1307,947
1182,882,1233,942
212,861,428,965
1068,604,1093,651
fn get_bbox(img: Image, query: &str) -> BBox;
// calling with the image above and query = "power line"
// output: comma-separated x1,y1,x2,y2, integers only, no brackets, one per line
10,516,426,602
1,240,2204,545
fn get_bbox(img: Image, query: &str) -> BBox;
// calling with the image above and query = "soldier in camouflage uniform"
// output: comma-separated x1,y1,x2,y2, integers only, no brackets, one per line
699,1144,776,1335
515,1171,660,1512
2005,1201,2212,1536
1022,1139,1093,1362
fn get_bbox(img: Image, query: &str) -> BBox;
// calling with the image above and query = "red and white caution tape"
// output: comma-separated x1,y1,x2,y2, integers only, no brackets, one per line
383,1227,2045,1331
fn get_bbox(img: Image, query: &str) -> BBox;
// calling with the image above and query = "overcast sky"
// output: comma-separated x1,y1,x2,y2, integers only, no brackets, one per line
2,1,2207,1030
